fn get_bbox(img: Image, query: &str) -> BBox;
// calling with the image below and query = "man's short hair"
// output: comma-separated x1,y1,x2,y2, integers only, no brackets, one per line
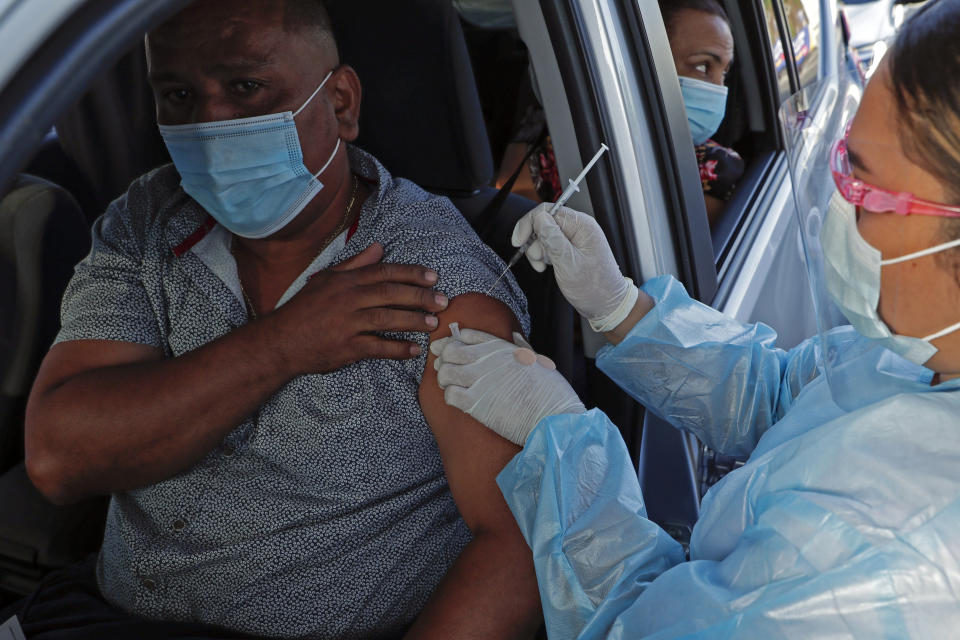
283,0,339,56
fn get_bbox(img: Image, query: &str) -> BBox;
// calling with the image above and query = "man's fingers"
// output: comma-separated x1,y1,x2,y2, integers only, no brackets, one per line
352,334,423,361
357,282,449,313
357,308,440,333
352,261,440,288
333,243,384,271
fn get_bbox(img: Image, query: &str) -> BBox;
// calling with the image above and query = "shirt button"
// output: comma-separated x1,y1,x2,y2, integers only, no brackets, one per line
172,519,186,531
223,443,236,457
142,578,157,591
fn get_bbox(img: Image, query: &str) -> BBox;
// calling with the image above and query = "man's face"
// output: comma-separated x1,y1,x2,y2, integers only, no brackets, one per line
146,0,347,174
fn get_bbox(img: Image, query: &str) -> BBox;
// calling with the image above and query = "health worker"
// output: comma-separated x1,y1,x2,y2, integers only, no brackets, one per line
431,2,960,638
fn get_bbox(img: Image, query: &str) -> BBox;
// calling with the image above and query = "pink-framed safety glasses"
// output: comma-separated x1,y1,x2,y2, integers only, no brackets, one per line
829,130,960,217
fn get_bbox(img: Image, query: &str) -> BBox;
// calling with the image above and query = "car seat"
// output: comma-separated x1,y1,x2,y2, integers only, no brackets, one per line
0,176,90,472
0,175,108,599
0,45,168,600
54,43,170,224
21,43,170,226
325,0,580,382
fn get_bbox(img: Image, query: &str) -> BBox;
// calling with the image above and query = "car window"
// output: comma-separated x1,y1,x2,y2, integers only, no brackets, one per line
783,0,821,89
762,0,795,103
698,0,793,263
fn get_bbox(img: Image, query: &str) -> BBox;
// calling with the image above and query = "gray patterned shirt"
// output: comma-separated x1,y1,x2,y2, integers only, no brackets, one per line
55,146,530,639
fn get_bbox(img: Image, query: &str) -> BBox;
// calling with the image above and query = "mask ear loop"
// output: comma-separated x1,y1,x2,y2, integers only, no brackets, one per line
880,237,960,266
878,235,960,343
293,69,335,118
312,138,341,178
291,69,343,179
923,318,960,343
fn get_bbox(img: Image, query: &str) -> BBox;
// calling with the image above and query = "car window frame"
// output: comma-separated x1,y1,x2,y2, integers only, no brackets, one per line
0,0,191,195
708,0,790,269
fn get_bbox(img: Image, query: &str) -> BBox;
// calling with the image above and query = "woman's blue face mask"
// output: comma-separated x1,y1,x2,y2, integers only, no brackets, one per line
678,76,729,145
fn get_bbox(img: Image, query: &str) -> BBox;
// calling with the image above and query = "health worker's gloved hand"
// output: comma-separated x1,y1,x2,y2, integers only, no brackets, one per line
513,204,639,333
431,328,586,446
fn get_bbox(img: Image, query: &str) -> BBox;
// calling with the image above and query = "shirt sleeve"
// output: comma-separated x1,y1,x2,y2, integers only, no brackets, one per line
595,275,821,458
55,189,164,349
382,200,531,329
377,194,531,382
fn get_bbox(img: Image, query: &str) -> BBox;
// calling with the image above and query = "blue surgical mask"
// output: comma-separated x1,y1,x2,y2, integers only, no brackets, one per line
821,191,960,365
159,70,340,239
678,76,728,145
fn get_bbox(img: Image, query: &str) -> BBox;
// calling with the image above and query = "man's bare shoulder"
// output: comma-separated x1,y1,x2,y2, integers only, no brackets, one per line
418,293,522,528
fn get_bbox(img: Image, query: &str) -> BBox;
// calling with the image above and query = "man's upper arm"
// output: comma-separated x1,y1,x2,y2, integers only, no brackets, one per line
418,293,523,533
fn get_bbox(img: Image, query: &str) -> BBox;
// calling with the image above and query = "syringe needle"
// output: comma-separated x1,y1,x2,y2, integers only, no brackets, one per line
485,142,609,295
484,252,521,296
484,270,508,297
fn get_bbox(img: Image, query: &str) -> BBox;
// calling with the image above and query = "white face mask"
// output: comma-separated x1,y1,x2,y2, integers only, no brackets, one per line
821,191,960,365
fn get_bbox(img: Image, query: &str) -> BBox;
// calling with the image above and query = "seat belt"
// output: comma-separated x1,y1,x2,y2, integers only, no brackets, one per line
475,129,547,241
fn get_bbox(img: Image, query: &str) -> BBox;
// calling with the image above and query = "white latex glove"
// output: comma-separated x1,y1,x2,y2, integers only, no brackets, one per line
513,203,639,333
431,327,586,445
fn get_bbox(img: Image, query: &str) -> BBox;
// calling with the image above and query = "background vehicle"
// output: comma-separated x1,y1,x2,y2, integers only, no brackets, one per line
0,0,861,607
840,0,926,75
841,0,899,73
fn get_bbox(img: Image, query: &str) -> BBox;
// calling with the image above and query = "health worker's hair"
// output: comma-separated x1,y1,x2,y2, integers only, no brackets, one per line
889,0,960,274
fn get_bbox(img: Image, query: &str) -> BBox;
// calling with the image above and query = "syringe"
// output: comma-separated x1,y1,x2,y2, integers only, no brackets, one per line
485,143,609,295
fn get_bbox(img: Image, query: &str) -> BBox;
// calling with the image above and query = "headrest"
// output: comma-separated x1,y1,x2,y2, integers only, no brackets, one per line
0,175,88,395
326,0,494,194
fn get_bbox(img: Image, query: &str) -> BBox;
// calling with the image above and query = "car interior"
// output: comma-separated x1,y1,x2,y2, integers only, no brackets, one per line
0,0,850,611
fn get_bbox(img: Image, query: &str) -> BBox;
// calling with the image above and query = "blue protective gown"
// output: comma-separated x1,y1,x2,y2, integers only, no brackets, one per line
497,275,960,639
